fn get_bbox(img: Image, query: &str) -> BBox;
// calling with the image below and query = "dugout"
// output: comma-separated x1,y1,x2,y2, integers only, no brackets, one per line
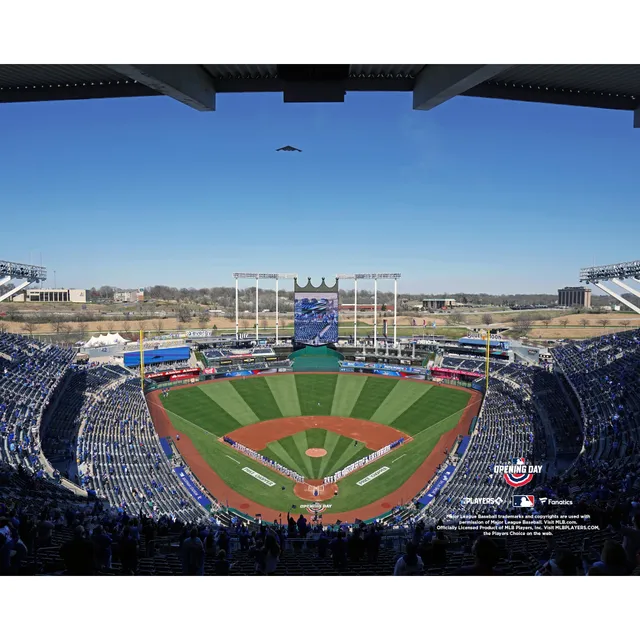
289,345,343,372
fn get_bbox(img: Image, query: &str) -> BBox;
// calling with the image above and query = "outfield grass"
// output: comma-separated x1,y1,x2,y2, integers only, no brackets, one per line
160,374,471,513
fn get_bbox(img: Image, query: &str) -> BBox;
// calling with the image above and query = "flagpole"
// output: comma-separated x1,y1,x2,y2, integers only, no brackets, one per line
140,328,145,392
485,329,490,394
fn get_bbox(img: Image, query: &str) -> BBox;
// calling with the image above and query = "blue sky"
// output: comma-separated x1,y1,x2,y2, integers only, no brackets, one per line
1,91,638,294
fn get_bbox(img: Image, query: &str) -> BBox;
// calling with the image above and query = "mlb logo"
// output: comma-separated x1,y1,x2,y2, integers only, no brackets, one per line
513,495,535,508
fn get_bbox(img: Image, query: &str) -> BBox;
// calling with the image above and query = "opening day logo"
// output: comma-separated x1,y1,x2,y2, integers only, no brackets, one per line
299,503,331,515
493,457,542,488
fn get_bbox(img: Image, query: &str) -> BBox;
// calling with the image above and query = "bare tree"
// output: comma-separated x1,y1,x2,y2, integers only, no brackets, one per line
542,319,551,328
78,321,89,338
106,321,116,332
240,318,250,330
22,319,38,337
447,311,464,325
514,314,533,335
620,319,631,328
198,311,209,328
580,318,589,328
177,305,192,324
154,318,165,332
59,323,72,341
51,316,66,336
96,325,104,333
560,319,569,328
261,317,269,330
481,313,493,326
598,318,609,328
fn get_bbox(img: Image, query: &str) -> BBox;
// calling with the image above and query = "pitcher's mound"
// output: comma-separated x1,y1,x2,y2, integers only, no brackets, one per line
305,448,327,458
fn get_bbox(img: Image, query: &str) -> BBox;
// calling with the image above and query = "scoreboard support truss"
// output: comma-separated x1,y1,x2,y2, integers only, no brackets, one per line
336,273,402,348
232,272,297,343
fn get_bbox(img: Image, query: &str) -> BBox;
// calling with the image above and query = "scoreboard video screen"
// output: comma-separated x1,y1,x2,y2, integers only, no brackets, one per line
294,291,339,344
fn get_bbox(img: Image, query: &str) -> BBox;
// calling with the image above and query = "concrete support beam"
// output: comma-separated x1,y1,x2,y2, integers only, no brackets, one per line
612,278,640,300
0,275,10,288
592,281,640,315
0,280,31,303
413,65,512,111
107,65,215,111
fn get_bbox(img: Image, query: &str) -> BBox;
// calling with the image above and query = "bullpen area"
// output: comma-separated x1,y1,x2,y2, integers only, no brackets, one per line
146,373,481,523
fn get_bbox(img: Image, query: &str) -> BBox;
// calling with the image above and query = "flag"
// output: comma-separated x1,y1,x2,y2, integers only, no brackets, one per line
423,319,426,326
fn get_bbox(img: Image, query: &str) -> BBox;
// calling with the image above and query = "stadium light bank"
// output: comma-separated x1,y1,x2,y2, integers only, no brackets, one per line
232,272,298,343
579,260,640,316
336,273,402,348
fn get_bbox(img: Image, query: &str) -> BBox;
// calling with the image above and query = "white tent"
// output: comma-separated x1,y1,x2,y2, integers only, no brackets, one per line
83,332,130,348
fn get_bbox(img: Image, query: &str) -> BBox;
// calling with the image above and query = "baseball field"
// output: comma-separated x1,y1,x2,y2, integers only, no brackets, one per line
147,373,481,522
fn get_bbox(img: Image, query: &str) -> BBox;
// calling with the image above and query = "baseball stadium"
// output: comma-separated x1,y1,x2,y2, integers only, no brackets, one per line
1,63,640,580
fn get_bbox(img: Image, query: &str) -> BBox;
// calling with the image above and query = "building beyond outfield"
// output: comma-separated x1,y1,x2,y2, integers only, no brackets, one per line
15,288,87,303
558,287,592,309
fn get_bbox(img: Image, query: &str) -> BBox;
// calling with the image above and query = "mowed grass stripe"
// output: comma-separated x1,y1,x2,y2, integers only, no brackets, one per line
322,435,352,474
370,380,432,425
329,446,375,475
329,439,371,474
278,434,313,478
265,375,301,416
161,387,240,436
305,429,327,477
317,430,341,478
306,428,327,449
260,441,304,476
231,376,282,421
198,382,259,426
295,374,337,415
391,385,470,436
291,431,313,477
331,374,367,417
349,377,399,420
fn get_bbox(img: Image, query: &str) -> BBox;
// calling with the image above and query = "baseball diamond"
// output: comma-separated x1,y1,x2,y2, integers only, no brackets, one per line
147,372,481,523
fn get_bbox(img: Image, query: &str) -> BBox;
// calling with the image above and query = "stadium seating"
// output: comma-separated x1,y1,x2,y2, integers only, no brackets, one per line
41,368,209,522
2,329,640,576
0,333,74,474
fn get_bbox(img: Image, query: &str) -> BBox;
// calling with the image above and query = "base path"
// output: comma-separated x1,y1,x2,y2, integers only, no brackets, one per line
226,416,406,452
146,375,482,524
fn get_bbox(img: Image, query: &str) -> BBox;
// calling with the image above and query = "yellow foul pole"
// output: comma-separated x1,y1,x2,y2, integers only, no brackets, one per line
139,328,145,392
485,329,491,393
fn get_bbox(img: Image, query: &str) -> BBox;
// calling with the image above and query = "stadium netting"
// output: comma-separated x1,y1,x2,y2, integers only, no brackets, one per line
289,345,343,372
